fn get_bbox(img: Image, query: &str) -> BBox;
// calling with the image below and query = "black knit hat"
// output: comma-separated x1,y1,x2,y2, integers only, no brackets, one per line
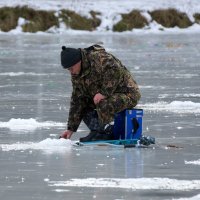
61,46,81,68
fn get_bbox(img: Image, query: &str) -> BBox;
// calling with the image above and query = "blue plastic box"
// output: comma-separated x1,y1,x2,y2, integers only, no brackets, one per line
113,109,143,140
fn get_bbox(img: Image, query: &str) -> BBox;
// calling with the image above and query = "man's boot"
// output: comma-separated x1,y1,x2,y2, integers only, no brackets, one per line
79,131,98,142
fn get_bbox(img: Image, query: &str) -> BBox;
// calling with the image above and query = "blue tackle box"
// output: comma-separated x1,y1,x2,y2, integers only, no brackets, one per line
113,109,143,140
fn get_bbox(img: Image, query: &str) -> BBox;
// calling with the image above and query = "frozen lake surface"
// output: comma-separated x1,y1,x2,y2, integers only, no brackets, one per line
0,33,200,200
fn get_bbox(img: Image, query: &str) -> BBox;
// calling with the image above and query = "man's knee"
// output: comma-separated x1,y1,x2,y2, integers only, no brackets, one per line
96,94,138,124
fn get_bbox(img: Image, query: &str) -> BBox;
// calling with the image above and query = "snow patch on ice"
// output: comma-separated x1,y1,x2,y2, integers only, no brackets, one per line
49,177,200,190
0,138,74,153
185,159,200,165
0,72,47,76
174,93,200,98
182,94,200,98
140,101,200,114
173,194,200,200
0,118,65,131
53,189,70,193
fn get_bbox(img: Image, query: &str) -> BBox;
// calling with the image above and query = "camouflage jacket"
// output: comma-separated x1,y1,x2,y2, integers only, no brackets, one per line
67,44,141,132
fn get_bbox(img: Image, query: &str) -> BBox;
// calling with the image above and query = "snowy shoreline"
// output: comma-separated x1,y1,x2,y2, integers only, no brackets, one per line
1,0,200,16
1,0,200,34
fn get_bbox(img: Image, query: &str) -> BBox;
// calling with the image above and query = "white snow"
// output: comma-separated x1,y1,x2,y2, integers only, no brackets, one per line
139,101,200,114
175,94,200,98
1,0,200,17
0,0,200,34
0,72,47,76
173,194,200,200
0,138,74,153
0,72,61,76
185,159,200,165
0,118,65,131
8,17,29,34
49,177,200,190
53,189,70,192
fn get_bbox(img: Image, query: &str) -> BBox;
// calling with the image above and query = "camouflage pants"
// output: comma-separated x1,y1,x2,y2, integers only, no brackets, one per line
83,93,138,131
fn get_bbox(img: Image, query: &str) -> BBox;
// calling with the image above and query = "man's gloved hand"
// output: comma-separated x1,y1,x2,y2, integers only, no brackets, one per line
93,93,106,105
59,130,73,139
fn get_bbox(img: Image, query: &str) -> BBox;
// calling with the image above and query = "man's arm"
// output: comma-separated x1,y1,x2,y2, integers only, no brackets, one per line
60,81,86,139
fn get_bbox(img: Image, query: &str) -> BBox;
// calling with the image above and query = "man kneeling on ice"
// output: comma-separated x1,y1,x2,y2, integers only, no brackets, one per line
59,44,141,142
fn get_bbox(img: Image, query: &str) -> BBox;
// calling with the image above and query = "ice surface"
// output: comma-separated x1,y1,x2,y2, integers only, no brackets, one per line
139,101,200,114
0,32,199,200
